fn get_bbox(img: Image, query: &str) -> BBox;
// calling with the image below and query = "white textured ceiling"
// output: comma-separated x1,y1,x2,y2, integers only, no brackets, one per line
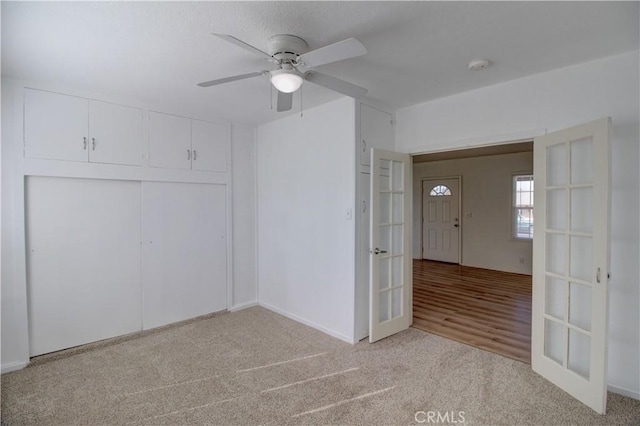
2,1,638,126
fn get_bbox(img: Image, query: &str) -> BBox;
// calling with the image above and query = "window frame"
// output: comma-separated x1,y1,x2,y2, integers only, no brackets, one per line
512,172,534,241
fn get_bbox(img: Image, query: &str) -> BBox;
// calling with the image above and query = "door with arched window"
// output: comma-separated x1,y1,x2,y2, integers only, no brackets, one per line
421,177,460,263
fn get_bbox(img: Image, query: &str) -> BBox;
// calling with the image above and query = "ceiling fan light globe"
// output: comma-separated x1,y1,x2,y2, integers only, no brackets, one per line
271,72,303,93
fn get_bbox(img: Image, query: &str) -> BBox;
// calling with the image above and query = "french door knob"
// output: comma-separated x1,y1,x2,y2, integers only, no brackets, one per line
373,248,387,255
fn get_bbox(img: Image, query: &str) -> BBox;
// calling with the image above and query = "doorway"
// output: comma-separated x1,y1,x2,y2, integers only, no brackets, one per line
421,177,461,264
411,142,534,363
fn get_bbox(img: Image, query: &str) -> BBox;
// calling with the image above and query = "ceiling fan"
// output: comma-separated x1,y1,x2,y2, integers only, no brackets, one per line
197,33,368,112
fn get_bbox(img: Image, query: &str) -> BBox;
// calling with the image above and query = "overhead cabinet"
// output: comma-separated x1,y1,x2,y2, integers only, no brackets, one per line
149,112,229,172
359,104,393,167
24,88,143,166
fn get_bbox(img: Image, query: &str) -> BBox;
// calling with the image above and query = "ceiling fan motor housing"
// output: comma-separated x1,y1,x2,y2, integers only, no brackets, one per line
268,34,308,62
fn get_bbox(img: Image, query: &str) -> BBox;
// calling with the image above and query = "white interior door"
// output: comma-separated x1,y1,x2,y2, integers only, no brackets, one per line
532,118,610,413
421,178,460,263
370,149,412,342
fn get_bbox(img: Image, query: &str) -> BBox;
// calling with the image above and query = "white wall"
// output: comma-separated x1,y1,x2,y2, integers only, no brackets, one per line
414,152,534,274
231,124,257,309
396,51,640,398
257,97,357,343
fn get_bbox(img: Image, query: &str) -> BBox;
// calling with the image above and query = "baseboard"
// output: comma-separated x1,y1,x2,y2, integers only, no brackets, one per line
230,300,258,312
1,360,29,374
608,384,640,400
259,301,354,344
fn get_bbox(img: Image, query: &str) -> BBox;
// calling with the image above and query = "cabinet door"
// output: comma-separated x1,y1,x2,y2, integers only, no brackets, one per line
26,177,142,356
142,182,228,329
89,100,143,166
149,111,191,170
360,104,393,167
24,89,89,162
191,119,229,172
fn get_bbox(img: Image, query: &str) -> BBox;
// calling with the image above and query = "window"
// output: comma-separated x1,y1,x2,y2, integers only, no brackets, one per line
429,184,451,196
513,174,534,239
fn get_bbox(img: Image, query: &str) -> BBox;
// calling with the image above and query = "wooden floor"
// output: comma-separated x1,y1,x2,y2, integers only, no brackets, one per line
412,260,532,364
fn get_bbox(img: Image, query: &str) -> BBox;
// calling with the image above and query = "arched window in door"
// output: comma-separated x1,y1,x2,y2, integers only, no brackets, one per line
429,184,452,196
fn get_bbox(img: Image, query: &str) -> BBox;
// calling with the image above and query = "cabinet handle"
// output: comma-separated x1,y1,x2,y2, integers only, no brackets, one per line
362,139,366,152
91,138,96,151
193,150,197,161
83,137,87,150
187,149,191,160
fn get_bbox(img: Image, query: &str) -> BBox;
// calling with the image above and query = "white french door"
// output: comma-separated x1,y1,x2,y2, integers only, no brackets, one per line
532,118,610,413
369,149,412,343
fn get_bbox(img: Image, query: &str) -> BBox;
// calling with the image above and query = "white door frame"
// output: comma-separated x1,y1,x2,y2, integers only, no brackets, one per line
420,176,462,264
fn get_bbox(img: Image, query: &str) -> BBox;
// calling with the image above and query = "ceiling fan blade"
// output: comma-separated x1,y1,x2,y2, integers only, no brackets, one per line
298,38,367,68
276,91,293,112
197,71,265,87
305,71,367,99
212,33,273,61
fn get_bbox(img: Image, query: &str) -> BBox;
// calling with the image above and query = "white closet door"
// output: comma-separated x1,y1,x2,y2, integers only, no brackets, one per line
142,182,228,329
89,100,143,166
26,177,142,356
24,89,89,162
191,119,229,172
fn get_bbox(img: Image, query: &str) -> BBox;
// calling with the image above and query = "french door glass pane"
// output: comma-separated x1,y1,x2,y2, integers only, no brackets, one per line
546,233,566,275
570,137,593,185
570,188,593,233
547,144,567,186
392,160,403,191
392,194,403,222
569,282,592,331
391,225,403,255
391,288,402,318
380,159,391,191
380,193,391,224
568,329,591,379
545,276,566,320
570,236,593,282
379,257,390,290
544,319,565,365
391,256,402,286
546,189,566,231
379,290,390,322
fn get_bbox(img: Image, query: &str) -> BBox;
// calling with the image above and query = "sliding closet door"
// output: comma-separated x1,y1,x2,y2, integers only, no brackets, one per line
142,182,228,329
26,177,142,356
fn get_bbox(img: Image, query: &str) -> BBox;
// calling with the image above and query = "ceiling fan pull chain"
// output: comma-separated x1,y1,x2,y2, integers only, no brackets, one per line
270,83,273,110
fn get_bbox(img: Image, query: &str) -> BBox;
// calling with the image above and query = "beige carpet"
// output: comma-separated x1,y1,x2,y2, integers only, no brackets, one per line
1,307,639,425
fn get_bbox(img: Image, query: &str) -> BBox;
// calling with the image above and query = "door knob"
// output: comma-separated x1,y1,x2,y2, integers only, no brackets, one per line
373,248,387,255
454,224,459,227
